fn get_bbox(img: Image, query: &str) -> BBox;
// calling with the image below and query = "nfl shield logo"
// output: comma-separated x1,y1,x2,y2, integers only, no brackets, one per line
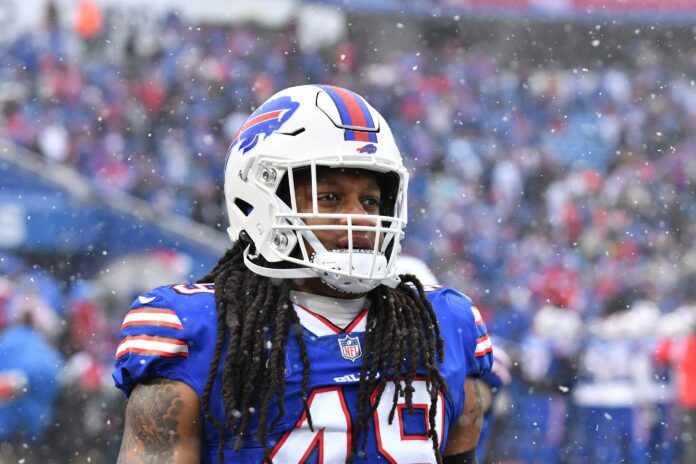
338,335,362,362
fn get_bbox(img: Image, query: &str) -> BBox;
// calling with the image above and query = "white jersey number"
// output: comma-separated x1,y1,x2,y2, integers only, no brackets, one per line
373,381,445,463
271,380,444,463
271,387,352,462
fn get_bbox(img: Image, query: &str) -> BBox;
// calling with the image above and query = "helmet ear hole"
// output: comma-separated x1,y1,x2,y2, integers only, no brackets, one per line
234,198,254,216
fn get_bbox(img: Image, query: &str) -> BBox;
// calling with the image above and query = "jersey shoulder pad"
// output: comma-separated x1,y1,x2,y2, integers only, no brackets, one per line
112,283,217,396
426,286,493,377
423,286,480,326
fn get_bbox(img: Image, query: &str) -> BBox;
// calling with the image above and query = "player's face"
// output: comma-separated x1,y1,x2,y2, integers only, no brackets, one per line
294,167,381,252
292,167,382,297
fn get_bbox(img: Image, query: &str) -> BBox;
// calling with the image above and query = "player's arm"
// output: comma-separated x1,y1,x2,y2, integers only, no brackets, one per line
117,378,202,464
475,378,494,414
442,376,483,464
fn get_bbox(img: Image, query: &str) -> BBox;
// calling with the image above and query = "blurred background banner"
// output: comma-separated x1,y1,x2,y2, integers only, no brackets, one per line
1,0,695,463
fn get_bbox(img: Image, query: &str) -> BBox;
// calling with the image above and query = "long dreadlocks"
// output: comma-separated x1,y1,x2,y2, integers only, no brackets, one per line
198,241,447,463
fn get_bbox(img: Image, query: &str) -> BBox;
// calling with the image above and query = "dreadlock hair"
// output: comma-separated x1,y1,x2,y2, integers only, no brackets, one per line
198,241,448,463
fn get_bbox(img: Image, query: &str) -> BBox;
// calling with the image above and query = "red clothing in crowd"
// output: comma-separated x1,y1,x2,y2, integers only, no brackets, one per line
656,334,696,408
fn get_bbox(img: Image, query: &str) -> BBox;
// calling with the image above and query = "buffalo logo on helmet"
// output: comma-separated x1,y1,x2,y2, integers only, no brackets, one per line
338,334,363,361
230,96,299,154
356,143,377,154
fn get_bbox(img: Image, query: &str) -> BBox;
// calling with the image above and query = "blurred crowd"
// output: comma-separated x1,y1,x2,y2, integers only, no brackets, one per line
0,252,124,463
1,3,696,463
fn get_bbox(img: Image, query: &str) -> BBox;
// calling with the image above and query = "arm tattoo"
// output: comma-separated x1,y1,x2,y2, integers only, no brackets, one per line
119,379,186,464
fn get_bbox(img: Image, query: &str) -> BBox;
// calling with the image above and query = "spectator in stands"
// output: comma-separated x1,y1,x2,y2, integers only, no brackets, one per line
656,276,696,464
514,300,582,464
0,299,64,456
573,290,661,464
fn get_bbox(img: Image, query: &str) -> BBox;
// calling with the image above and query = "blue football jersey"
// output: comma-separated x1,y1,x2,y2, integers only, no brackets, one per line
113,283,492,463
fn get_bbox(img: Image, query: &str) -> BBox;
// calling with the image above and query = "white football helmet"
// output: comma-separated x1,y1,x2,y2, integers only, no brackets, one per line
224,85,408,293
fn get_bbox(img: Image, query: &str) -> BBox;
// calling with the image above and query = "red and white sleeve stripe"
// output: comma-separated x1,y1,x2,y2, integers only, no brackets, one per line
115,335,188,359
120,308,183,330
471,306,484,327
475,334,493,358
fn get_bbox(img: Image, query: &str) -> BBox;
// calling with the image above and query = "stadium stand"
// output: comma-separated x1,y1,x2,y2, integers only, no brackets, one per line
1,1,695,462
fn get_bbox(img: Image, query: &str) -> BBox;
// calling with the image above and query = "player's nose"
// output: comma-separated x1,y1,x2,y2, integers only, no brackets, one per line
340,197,375,225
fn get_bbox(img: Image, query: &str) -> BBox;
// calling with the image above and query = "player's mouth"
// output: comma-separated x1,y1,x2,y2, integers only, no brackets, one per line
336,236,373,250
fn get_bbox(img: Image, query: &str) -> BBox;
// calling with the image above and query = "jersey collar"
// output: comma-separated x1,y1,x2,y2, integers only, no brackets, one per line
293,303,368,337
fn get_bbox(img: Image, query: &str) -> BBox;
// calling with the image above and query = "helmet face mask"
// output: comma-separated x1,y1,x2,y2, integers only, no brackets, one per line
224,85,408,293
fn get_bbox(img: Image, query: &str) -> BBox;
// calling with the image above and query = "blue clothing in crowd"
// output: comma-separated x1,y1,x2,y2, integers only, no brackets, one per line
0,325,64,441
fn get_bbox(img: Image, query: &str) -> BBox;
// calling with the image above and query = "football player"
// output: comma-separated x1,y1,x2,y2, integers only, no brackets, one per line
573,291,659,464
113,85,492,463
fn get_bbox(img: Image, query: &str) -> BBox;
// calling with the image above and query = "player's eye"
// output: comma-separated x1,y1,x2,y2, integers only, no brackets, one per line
362,196,381,210
317,192,339,203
